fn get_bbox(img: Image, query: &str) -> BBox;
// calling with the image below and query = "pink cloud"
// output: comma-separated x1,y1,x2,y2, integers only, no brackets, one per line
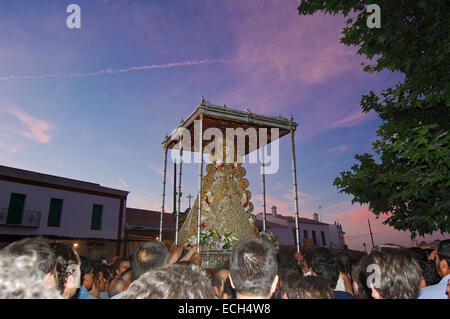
3,106,55,143
211,0,366,113
328,203,450,251
329,110,373,129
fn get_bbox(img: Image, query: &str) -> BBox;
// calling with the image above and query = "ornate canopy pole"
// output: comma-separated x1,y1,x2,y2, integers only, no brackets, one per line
196,113,204,253
290,116,301,252
159,144,168,242
175,130,183,245
261,144,267,232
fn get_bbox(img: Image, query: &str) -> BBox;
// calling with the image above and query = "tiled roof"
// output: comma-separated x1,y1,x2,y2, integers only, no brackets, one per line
126,207,176,229
0,165,129,197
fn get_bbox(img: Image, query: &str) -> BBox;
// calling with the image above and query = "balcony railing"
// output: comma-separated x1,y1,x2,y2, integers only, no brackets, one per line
0,207,41,228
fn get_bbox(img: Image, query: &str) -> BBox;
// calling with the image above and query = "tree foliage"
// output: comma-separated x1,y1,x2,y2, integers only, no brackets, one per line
298,1,449,237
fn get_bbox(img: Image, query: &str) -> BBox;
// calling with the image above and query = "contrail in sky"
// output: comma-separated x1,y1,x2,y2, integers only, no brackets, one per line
0,58,227,81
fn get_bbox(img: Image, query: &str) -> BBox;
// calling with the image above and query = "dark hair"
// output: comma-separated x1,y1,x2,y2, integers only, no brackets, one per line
132,241,169,280
212,268,229,290
421,260,441,286
335,252,352,275
408,247,441,286
369,245,422,299
222,276,236,299
351,255,372,299
4,237,56,277
119,264,216,299
287,276,333,299
311,247,339,289
408,247,428,263
300,249,313,268
229,238,278,296
79,256,93,286
50,242,78,294
437,239,450,266
108,276,129,298
121,267,134,283
113,258,130,273
280,268,303,298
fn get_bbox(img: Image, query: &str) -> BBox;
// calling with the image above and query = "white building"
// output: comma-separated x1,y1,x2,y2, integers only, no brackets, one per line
255,206,347,249
0,165,129,259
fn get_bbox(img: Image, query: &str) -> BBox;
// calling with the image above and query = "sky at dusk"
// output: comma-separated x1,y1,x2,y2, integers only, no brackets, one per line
0,0,448,251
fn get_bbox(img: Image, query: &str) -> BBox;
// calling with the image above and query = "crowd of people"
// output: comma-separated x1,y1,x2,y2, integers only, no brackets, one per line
0,236,449,299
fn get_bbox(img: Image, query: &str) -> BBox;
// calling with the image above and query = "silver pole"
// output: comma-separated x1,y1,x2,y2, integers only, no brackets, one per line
175,133,183,245
290,123,300,253
261,144,267,232
159,146,168,242
197,114,204,253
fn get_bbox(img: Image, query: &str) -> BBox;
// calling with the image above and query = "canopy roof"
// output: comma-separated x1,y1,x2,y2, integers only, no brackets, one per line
162,99,298,155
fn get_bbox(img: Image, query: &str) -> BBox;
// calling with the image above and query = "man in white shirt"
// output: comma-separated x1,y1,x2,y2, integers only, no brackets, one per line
419,239,450,299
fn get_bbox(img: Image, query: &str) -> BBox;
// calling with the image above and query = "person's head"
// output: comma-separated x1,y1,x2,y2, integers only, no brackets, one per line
335,252,352,275
222,276,236,299
108,276,130,298
3,237,57,289
351,255,372,299
435,239,450,277
50,242,80,299
229,238,279,299
419,260,441,288
132,241,169,280
311,247,339,289
300,249,313,274
286,276,334,299
79,256,94,290
119,263,216,299
212,268,230,298
93,264,110,292
114,258,131,276
408,247,440,288
369,245,422,299
408,247,428,263
121,267,134,284
0,252,63,299
280,267,303,299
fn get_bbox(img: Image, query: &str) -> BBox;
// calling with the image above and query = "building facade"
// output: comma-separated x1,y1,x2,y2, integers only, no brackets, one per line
255,206,347,249
124,207,178,257
0,165,128,259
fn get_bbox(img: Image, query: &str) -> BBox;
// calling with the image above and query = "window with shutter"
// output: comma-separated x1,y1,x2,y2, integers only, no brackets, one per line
7,193,26,225
47,198,63,227
91,204,103,230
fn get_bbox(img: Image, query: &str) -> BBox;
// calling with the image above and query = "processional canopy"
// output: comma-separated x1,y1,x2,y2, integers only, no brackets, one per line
161,98,298,251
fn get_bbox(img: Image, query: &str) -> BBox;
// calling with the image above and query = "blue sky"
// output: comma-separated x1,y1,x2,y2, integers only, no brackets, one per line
0,0,447,250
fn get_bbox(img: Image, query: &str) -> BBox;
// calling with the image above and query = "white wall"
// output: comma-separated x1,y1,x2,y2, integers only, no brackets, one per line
328,224,346,249
0,180,125,240
298,223,330,247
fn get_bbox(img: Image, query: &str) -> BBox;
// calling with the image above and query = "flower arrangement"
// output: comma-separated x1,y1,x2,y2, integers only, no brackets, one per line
259,231,279,249
187,228,238,250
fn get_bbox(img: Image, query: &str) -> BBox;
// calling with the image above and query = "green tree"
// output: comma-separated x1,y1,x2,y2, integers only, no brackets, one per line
297,0,449,237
